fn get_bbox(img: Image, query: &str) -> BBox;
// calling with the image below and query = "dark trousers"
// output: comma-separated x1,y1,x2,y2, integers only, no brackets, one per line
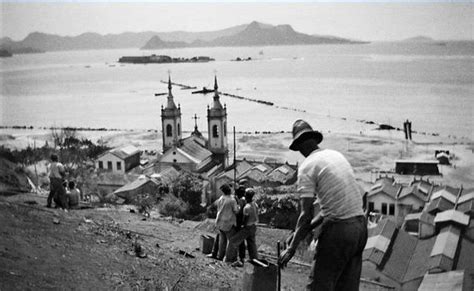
308,215,367,291
217,228,236,260
47,177,67,208
225,224,258,262
210,229,245,261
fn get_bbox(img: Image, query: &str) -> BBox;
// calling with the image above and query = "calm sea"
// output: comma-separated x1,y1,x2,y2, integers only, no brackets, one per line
1,42,473,139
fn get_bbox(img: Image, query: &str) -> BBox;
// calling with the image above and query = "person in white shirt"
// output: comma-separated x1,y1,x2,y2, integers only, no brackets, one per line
279,119,367,291
47,154,67,209
214,184,239,260
225,188,259,267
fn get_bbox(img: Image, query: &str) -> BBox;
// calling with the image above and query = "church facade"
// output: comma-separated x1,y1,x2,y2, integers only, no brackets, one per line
158,76,229,172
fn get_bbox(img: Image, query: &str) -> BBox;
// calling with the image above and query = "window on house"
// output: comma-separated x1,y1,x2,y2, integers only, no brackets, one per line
212,125,219,138
116,161,122,171
405,220,419,233
368,202,375,213
224,122,227,136
389,204,395,216
98,161,103,169
178,123,181,135
107,161,112,170
381,203,387,215
166,124,172,137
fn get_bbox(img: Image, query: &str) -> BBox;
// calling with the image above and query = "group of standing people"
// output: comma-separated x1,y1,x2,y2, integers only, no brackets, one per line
46,154,83,210
209,180,259,267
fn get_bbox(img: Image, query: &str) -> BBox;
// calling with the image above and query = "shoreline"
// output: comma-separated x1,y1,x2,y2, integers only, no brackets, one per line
1,126,473,188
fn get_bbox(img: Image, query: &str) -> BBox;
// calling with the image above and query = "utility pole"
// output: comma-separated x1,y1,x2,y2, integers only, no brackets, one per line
233,126,236,189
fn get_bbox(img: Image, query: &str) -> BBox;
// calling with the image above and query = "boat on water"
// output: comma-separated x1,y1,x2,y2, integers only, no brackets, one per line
118,54,214,64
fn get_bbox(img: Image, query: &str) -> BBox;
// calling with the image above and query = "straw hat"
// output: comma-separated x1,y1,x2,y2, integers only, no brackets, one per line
289,119,323,151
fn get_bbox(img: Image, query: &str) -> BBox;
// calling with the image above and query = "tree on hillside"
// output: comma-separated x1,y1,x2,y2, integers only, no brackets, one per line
170,172,204,217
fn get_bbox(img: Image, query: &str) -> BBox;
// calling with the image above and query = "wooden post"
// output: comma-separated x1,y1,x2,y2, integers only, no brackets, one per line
277,241,281,291
233,126,236,189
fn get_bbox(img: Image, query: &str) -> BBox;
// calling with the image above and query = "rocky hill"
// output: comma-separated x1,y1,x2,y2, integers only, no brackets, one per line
142,21,364,49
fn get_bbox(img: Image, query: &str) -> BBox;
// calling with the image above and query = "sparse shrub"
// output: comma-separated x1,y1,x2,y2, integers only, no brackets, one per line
255,194,300,229
171,172,204,216
158,194,189,218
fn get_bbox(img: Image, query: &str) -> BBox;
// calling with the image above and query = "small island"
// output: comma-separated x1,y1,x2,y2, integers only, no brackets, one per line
0,49,13,57
231,57,253,62
118,54,214,64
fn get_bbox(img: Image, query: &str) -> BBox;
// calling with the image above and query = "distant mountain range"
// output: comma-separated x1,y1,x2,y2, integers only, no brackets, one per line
0,21,366,54
142,21,365,49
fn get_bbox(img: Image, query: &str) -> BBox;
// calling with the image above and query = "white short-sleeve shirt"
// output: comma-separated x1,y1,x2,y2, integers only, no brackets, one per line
297,149,364,220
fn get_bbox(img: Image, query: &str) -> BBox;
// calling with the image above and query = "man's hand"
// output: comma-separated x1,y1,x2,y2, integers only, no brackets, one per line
278,247,295,269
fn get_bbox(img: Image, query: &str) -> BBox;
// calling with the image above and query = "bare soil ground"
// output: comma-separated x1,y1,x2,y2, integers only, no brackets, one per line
0,193,310,290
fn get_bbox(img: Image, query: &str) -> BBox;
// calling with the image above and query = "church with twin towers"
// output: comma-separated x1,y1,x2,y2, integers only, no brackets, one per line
157,76,229,173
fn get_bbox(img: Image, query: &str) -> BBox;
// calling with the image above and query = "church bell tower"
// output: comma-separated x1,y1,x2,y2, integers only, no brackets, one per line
207,76,228,166
161,76,182,153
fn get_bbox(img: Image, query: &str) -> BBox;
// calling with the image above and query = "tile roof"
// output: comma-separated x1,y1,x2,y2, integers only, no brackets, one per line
418,270,464,291
457,199,474,215
434,210,470,227
404,211,435,225
456,238,474,273
99,145,141,160
238,163,273,183
427,197,455,215
426,226,461,274
114,176,157,194
178,138,212,163
382,230,418,282
363,219,397,266
457,188,474,204
267,164,296,184
398,185,429,202
403,236,437,282
430,186,461,204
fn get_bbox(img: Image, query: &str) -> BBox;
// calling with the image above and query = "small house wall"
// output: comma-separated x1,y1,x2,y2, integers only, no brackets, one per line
96,153,125,173
124,153,140,171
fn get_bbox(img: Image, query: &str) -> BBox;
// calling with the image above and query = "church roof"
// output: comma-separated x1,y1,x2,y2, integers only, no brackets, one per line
98,145,140,160
179,138,213,163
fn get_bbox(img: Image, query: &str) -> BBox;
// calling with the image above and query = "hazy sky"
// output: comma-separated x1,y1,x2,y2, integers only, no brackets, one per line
1,2,473,41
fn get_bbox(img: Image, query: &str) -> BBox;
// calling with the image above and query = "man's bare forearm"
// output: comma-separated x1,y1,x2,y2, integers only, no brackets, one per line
289,211,312,251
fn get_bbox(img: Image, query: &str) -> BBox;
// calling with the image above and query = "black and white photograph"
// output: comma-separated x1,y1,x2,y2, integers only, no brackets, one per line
0,1,473,290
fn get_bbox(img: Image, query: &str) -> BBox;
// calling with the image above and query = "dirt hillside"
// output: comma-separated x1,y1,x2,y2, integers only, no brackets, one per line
0,193,310,290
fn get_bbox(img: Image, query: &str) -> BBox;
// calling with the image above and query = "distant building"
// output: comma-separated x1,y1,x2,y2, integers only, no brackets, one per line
366,176,466,227
362,210,474,291
435,151,450,165
96,145,141,173
157,76,228,173
395,160,440,175
114,175,160,203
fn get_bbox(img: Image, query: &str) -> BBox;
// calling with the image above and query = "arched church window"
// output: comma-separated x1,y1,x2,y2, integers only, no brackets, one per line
166,124,172,137
212,125,219,138
178,123,181,135
224,122,227,137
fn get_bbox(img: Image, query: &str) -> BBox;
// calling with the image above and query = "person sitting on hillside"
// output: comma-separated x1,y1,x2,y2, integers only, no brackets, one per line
214,184,239,261
66,181,82,209
225,188,259,267
47,154,68,210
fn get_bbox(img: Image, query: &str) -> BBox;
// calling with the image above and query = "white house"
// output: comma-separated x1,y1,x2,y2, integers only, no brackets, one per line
96,145,141,173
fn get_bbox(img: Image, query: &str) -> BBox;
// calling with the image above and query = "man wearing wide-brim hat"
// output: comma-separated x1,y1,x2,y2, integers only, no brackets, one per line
279,119,367,291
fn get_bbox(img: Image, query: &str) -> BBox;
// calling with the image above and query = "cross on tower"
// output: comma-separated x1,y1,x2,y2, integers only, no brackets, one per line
192,114,200,130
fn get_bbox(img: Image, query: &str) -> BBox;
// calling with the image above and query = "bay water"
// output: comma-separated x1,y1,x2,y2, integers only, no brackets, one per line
1,42,473,139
